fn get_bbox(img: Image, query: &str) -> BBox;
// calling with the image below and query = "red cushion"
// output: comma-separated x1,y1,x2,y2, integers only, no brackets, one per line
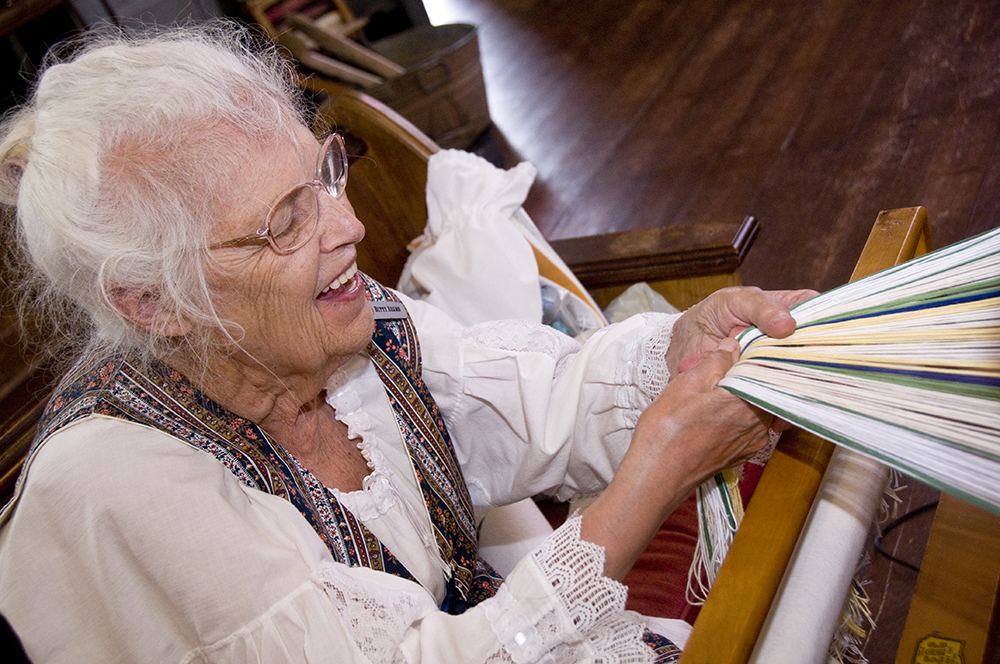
623,492,701,622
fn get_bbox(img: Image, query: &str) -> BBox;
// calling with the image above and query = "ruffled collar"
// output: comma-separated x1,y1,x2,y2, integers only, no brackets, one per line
324,354,403,521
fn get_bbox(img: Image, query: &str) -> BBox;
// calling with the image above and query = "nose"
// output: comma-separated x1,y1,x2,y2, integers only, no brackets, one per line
316,192,365,253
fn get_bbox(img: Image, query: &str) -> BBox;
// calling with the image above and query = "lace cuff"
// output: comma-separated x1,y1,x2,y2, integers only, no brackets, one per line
616,312,682,427
484,514,653,664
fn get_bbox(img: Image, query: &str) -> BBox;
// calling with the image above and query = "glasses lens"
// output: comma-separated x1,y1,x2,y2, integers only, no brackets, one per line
267,184,318,253
319,134,348,198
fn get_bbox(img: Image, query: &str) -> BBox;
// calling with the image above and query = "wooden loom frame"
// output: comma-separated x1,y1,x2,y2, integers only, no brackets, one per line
680,206,932,661
678,207,998,662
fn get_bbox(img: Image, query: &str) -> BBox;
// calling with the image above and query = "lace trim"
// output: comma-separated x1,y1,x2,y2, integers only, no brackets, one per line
633,313,680,400
484,514,653,664
461,319,582,377
748,427,782,467
617,313,681,428
315,562,423,664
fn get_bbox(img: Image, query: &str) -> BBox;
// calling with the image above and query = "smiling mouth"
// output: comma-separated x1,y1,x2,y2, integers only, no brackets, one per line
319,262,359,298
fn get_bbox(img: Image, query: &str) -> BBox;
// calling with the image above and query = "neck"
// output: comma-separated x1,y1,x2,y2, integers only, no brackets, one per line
164,346,338,453
163,347,369,492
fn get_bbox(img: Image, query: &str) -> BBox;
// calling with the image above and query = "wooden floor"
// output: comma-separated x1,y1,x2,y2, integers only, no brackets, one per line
424,0,1000,293
423,0,1000,660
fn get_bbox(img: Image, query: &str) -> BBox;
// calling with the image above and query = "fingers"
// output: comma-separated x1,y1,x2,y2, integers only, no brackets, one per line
675,338,739,383
666,286,813,383
677,340,778,461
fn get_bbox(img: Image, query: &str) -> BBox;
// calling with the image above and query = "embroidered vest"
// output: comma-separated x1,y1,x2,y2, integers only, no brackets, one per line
32,276,501,612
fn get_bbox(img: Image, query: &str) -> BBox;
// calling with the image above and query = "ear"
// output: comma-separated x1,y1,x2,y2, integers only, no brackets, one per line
0,155,27,207
104,287,193,338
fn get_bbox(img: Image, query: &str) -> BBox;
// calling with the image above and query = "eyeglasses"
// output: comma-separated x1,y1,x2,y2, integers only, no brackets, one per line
209,133,348,255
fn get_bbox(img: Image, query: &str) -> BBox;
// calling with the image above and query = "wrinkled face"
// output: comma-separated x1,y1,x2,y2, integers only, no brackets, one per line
205,124,374,385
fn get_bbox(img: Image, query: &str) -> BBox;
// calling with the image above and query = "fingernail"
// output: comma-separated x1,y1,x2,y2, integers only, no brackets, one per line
718,338,739,353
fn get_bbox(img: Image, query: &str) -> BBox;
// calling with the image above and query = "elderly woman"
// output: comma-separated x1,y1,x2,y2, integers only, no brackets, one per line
0,23,808,664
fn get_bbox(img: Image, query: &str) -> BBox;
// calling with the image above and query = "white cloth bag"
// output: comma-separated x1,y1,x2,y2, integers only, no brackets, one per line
397,149,544,325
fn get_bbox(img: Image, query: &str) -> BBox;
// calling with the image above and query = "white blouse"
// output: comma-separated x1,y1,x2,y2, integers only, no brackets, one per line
0,294,683,664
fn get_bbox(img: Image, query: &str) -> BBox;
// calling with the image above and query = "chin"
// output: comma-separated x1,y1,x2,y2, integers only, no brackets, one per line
332,299,376,357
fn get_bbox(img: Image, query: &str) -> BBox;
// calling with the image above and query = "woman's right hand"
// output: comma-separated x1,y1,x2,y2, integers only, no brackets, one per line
579,338,772,580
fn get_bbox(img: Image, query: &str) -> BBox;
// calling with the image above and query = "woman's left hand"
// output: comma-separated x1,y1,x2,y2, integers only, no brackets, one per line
581,336,776,580
665,286,818,376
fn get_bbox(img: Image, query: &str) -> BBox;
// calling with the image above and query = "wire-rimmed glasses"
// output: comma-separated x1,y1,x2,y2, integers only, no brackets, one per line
209,132,348,255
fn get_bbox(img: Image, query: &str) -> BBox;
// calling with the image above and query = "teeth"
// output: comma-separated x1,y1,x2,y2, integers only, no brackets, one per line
320,262,358,296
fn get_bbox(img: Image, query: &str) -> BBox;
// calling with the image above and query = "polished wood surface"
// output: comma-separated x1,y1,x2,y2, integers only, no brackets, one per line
551,215,758,309
550,216,757,287
0,0,72,35
895,494,1000,664
425,0,1000,294
850,207,931,283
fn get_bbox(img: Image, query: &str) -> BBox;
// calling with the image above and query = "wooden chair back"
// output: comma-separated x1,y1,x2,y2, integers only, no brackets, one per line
0,248,56,505
315,87,760,309
316,88,607,311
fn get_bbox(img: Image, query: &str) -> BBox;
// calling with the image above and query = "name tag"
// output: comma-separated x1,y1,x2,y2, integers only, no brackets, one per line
371,301,408,320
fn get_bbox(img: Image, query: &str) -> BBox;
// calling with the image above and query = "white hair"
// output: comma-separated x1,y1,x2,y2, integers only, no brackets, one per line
0,21,308,367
